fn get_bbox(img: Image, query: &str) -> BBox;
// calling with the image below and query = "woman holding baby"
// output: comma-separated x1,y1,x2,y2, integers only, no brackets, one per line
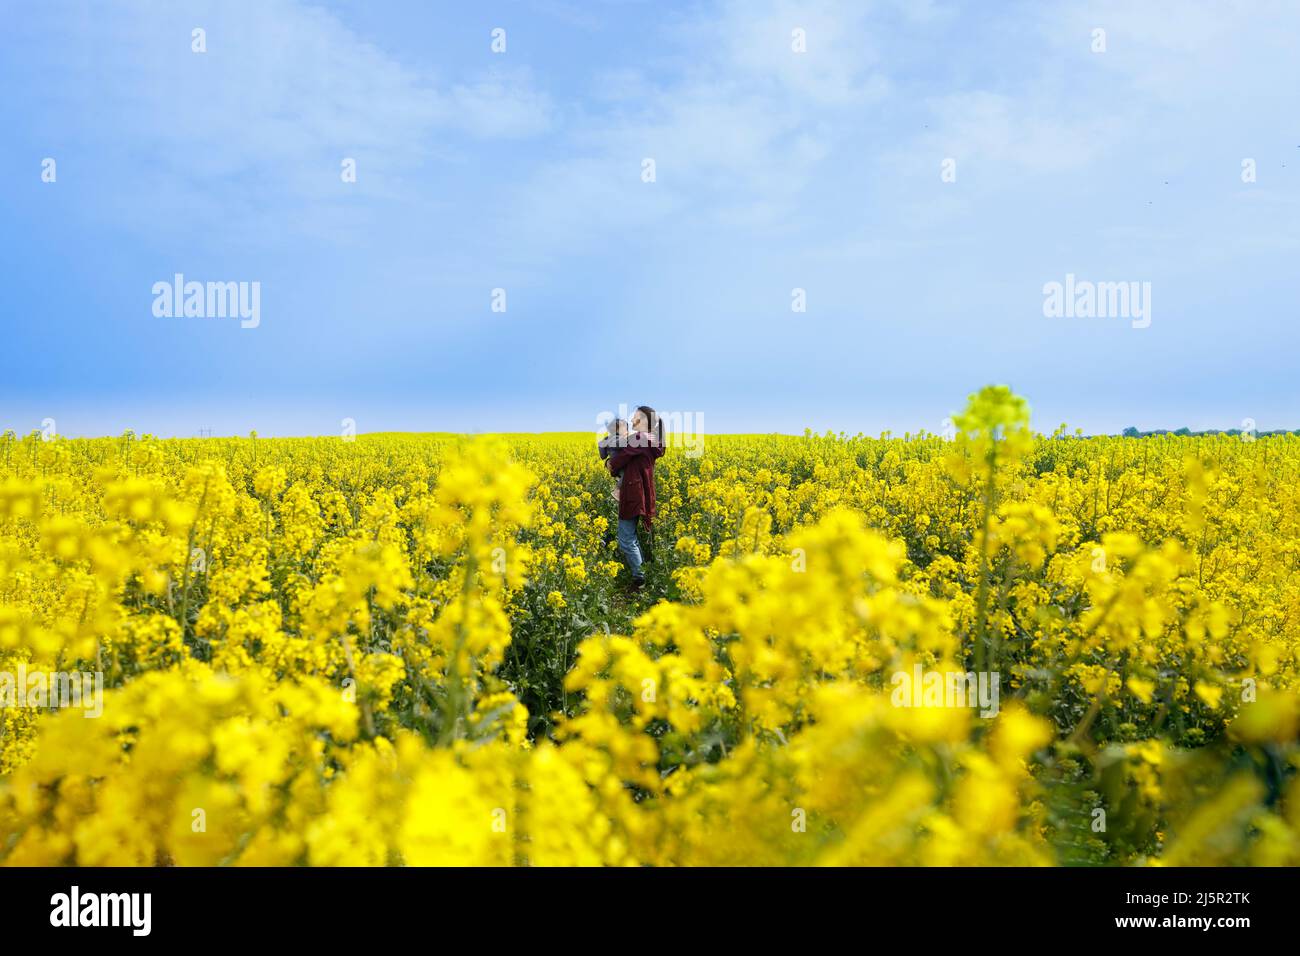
600,405,664,590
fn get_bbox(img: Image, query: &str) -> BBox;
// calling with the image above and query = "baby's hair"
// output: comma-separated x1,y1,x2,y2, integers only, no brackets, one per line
607,418,628,435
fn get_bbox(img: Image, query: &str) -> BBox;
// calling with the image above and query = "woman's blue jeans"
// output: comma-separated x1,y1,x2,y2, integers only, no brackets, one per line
617,518,643,576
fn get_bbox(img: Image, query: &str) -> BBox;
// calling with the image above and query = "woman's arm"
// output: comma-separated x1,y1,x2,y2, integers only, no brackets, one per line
607,446,639,474
607,433,662,473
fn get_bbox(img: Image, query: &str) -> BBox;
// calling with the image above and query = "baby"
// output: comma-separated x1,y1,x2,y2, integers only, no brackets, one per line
597,418,629,504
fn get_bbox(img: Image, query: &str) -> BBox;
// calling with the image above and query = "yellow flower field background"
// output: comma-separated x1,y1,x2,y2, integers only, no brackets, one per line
1,386,1297,866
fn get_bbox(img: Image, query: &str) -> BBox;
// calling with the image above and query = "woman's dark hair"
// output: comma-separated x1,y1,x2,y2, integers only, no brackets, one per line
636,405,665,446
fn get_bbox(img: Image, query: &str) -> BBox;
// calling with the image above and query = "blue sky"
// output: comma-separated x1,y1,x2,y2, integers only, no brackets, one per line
2,0,1297,437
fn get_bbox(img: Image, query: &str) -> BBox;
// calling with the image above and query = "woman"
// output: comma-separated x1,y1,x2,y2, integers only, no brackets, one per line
606,405,665,589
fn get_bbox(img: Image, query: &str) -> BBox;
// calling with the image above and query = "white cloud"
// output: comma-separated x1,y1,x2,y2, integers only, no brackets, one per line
920,91,1121,174
18,0,552,241
504,0,890,252
710,0,890,106
443,72,554,139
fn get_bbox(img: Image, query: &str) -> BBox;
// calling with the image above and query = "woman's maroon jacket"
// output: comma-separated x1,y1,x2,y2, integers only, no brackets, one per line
607,435,665,525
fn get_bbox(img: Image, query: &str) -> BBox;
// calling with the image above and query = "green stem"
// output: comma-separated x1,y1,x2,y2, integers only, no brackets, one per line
972,448,997,674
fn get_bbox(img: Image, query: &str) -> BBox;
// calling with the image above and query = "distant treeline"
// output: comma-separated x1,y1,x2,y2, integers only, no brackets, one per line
1118,427,1300,438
